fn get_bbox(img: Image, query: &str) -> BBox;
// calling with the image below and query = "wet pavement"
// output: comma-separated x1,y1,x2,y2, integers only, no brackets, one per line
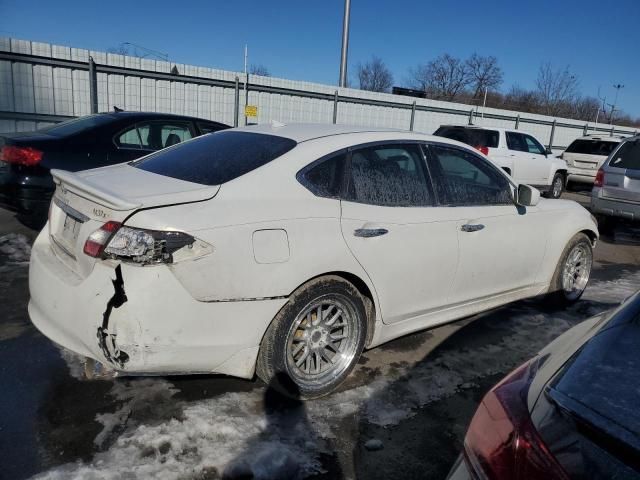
1,203,639,480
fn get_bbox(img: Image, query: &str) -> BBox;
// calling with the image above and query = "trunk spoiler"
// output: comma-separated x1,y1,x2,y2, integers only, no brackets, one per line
52,169,142,211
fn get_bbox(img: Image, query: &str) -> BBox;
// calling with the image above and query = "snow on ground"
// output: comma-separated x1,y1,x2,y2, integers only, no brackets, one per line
0,233,32,264
34,270,640,480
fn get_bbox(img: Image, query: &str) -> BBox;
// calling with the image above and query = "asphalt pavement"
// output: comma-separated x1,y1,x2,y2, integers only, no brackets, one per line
1,194,639,480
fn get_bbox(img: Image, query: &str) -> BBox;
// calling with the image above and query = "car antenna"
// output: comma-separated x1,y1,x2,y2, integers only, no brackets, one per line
113,106,124,113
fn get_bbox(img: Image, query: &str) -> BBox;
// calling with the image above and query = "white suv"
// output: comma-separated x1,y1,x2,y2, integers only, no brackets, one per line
435,125,568,198
561,134,624,185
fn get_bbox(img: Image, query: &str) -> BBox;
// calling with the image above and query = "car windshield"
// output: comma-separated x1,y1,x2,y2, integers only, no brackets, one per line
133,130,297,185
39,114,114,136
609,140,640,170
434,127,499,148
565,139,619,156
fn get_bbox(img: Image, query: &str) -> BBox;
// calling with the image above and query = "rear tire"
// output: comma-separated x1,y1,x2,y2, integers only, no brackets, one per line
546,233,593,306
256,276,367,399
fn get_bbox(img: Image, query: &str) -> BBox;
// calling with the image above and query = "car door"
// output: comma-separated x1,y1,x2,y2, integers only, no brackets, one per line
425,143,548,304
522,133,551,185
339,142,459,325
506,132,548,185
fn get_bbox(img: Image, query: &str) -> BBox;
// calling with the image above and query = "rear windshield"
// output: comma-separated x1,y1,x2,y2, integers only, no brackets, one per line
609,139,640,170
434,126,499,148
133,131,297,185
565,139,619,156
39,114,113,136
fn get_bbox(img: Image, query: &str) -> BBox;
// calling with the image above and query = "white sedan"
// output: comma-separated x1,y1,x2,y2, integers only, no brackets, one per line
28,123,597,398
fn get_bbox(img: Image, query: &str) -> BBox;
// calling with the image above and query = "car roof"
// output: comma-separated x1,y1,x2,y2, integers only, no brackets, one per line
232,122,406,143
573,134,625,142
96,111,227,124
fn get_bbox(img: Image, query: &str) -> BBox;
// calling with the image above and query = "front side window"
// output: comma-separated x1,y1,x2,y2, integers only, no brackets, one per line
506,132,528,152
344,144,433,207
134,131,297,185
523,135,546,155
428,144,513,206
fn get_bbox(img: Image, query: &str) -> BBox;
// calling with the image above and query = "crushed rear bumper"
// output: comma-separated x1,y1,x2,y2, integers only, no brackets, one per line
28,228,288,378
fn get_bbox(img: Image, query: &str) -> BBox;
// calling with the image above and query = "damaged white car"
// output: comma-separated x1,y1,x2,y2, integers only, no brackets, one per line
29,123,598,398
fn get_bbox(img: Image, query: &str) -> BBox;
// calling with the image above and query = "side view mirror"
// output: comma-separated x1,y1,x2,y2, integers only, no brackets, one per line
516,184,540,207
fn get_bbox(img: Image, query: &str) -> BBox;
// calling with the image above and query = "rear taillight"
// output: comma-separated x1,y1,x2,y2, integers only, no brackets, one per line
84,221,196,264
475,145,489,156
83,221,122,258
594,168,605,187
0,145,43,166
463,359,568,480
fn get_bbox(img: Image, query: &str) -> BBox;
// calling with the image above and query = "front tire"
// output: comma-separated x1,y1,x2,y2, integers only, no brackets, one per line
545,172,565,199
256,276,367,399
546,233,593,305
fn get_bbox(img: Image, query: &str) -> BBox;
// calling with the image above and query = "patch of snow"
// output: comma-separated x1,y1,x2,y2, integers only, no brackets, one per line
57,349,87,381
364,439,383,451
32,270,640,480
0,233,32,263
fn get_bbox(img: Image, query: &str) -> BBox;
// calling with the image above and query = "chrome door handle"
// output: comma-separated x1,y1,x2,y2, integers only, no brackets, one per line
354,228,389,238
461,224,485,232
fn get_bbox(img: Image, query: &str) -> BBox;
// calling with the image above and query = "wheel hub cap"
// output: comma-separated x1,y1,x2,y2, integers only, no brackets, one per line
285,295,359,384
561,244,592,300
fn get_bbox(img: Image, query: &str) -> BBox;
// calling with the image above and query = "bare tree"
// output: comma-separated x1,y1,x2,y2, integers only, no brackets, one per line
356,56,393,92
572,96,600,122
501,85,542,113
249,64,271,76
466,53,503,99
409,54,471,101
535,62,579,116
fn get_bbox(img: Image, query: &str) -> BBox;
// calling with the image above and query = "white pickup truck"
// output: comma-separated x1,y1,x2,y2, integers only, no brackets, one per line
434,125,568,198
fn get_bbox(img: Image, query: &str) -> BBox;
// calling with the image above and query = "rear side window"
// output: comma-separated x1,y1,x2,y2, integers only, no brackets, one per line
428,144,513,206
198,122,226,134
299,152,347,198
117,122,193,150
344,144,433,207
609,140,640,170
134,131,297,185
566,139,619,156
434,127,499,149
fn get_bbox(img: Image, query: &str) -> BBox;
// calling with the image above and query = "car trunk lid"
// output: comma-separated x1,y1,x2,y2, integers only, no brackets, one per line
48,165,219,277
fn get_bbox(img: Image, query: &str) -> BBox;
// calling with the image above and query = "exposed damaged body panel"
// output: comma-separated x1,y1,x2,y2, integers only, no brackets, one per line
97,265,130,368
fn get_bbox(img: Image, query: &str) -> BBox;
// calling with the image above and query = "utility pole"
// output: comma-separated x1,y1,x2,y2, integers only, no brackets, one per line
609,84,624,124
338,0,351,88
244,45,249,126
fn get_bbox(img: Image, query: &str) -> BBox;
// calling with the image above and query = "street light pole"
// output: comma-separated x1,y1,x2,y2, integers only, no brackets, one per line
338,0,351,88
610,83,624,124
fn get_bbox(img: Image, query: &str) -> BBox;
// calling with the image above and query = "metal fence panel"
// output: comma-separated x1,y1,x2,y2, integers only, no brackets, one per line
0,37,637,143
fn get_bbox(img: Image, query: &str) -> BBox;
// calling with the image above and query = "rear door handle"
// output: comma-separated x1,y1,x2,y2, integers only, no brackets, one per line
461,224,485,233
354,228,389,238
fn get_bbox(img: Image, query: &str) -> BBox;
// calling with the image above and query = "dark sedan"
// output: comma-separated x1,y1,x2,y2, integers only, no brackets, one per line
0,111,229,225
448,291,640,480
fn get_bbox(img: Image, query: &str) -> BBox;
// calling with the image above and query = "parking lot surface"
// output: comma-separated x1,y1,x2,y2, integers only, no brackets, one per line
1,194,639,480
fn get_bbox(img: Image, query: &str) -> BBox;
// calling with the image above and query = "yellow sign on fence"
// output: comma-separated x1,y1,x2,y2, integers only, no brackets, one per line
245,105,258,117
